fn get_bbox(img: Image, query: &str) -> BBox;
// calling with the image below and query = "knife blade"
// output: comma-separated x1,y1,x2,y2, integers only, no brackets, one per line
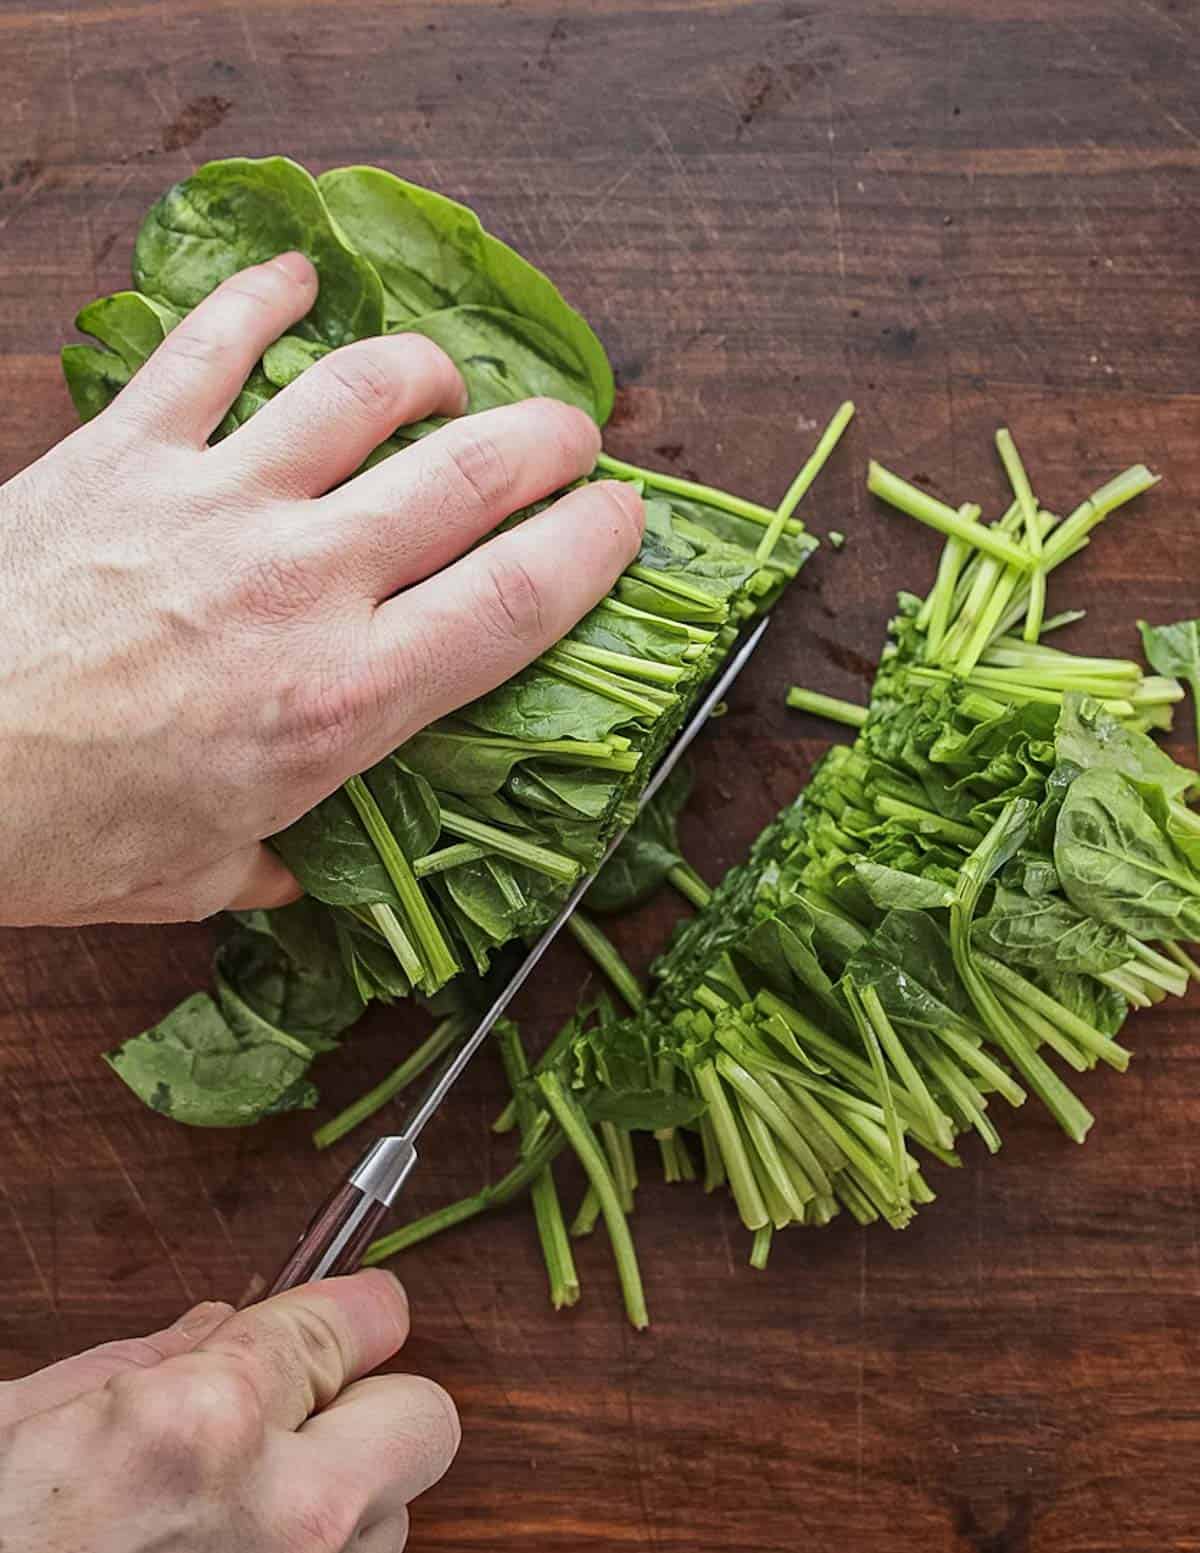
265,615,769,1293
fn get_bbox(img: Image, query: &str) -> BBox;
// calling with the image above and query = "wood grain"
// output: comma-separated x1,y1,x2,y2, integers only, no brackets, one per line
1,1,1198,1548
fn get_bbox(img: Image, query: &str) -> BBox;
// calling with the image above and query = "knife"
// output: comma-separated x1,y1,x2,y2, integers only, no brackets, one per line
265,615,769,1295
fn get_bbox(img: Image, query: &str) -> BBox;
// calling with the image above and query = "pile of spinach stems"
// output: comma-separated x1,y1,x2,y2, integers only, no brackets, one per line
65,155,849,1130
361,434,1200,1329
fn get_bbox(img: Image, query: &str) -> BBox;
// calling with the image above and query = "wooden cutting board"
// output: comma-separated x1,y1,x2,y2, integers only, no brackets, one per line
1,1,1197,1548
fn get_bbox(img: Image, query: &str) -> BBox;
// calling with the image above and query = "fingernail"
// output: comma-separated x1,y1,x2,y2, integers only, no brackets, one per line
273,250,316,284
171,1300,235,1338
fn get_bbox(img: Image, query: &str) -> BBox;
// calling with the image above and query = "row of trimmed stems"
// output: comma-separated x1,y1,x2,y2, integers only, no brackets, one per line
755,400,856,565
313,1015,467,1150
497,1024,579,1310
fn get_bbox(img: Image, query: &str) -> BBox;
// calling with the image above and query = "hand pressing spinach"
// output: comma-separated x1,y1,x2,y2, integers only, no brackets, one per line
77,155,841,1130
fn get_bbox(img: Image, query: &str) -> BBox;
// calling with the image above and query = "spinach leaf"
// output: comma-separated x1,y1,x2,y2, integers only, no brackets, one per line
220,902,365,1047
60,346,133,423
105,992,317,1128
134,155,384,347
972,884,1131,974
1055,694,1193,800
403,306,599,418
317,163,614,421
854,863,955,912
1139,617,1200,758
1054,767,1200,940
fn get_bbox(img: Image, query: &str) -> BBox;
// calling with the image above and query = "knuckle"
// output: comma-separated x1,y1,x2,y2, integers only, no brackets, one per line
233,545,326,629
479,551,546,644
105,1363,263,1475
441,426,512,512
319,342,403,423
161,323,224,373
283,658,375,776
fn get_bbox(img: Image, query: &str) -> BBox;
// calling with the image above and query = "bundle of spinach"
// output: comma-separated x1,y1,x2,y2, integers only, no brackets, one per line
71,156,851,1127
369,431,1200,1324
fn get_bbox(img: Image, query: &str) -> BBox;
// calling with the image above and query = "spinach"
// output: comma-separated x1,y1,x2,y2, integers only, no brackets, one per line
972,884,1131,974
1140,617,1200,758
403,305,599,418
317,163,613,421
1054,767,1200,940
134,155,384,347
105,992,318,1129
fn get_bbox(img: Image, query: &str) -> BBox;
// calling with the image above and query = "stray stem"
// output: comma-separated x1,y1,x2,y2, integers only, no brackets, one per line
498,1023,579,1310
786,685,869,728
537,1072,648,1329
567,912,645,1012
755,400,855,564
313,1016,465,1150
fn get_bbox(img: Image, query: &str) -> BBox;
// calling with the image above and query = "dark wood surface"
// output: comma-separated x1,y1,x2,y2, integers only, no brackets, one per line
2,2,1199,1548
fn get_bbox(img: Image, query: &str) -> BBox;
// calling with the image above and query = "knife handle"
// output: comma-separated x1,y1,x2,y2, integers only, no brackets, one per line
265,1182,390,1297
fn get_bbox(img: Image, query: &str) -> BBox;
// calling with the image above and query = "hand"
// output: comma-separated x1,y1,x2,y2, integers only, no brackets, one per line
0,251,643,925
0,1271,458,1551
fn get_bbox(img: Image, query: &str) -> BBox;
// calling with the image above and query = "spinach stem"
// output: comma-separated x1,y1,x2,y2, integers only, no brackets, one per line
868,462,1033,571
362,1129,566,1264
345,776,460,990
439,809,580,883
754,399,855,564
785,685,869,728
566,912,645,1012
497,1023,579,1311
536,1072,648,1329
412,842,489,878
313,1015,465,1150
668,861,712,909
593,452,798,533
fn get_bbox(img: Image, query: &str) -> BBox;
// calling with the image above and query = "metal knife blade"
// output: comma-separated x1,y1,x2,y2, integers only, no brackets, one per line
396,613,770,1150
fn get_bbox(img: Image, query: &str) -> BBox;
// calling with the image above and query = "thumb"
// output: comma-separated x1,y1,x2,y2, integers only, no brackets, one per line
0,1300,234,1428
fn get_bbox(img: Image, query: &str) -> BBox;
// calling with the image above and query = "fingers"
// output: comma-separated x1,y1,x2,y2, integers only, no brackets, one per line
317,396,602,597
0,1300,233,1428
215,333,467,499
116,253,318,444
298,1372,460,1523
361,479,643,757
190,1270,410,1431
